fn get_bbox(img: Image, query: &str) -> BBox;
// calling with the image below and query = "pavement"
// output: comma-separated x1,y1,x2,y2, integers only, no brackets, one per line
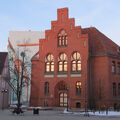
0,109,120,120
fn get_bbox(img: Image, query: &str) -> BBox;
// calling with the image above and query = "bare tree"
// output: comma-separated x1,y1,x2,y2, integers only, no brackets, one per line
6,48,31,114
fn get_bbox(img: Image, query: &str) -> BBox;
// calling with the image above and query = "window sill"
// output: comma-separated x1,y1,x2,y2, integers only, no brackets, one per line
71,71,81,77
58,72,68,75
71,71,81,74
76,94,81,96
45,94,49,96
58,45,67,47
44,72,54,78
45,72,54,75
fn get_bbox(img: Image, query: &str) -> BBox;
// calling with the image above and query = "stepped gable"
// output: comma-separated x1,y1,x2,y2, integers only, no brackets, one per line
82,27,120,56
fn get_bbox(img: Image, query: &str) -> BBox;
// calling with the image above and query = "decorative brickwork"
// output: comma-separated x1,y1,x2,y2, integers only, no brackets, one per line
30,8,120,109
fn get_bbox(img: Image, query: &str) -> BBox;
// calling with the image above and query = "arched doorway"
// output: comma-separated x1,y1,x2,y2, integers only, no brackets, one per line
54,81,68,107
59,92,67,107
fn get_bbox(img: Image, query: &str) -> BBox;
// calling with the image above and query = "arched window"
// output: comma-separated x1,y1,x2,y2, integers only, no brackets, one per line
58,30,67,47
71,52,81,72
45,54,54,72
76,81,82,96
58,53,67,72
45,82,49,96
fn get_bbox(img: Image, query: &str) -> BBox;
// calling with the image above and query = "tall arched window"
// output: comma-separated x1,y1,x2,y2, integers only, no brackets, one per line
45,82,49,96
45,54,54,72
71,52,81,72
58,30,67,47
58,53,67,72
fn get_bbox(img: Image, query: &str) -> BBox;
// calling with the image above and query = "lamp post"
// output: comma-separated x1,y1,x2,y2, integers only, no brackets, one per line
66,85,69,111
1,89,8,110
84,82,89,116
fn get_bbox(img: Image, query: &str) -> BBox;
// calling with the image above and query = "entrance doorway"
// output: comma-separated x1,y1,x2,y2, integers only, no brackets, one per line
59,92,67,107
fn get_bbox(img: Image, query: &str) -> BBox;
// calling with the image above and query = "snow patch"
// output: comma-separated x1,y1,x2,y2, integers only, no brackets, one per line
63,109,120,116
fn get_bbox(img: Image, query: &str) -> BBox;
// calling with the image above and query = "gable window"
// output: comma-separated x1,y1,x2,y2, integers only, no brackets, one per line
113,83,116,97
58,53,67,72
58,30,67,47
71,52,81,73
45,82,49,96
45,54,54,73
112,61,115,74
117,62,120,75
76,82,82,96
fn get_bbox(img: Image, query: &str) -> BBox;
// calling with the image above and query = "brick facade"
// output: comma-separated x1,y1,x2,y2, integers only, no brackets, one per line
30,8,120,109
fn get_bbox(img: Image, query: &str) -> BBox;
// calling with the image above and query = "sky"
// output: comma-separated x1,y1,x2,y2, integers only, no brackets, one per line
0,0,120,51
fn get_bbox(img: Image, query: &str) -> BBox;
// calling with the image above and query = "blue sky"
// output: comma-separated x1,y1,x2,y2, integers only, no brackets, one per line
0,0,120,51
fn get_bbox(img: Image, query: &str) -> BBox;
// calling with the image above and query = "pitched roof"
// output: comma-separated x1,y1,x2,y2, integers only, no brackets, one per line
31,51,39,61
82,27,120,57
0,52,8,74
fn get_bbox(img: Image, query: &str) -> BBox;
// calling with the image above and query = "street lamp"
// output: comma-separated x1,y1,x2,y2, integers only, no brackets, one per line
1,89,8,110
84,82,89,117
66,85,69,111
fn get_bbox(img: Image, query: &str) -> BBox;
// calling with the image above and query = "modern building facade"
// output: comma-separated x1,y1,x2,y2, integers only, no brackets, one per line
8,31,45,104
0,52,9,109
30,8,120,109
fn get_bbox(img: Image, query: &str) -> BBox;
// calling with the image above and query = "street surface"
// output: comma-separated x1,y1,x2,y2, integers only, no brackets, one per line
0,109,120,120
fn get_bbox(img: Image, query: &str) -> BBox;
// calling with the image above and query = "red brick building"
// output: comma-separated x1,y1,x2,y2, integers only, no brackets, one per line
30,8,120,109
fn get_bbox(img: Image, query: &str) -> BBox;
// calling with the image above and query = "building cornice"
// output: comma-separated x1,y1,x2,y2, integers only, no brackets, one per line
90,52,120,58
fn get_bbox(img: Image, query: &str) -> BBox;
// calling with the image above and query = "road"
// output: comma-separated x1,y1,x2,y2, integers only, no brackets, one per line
0,109,120,120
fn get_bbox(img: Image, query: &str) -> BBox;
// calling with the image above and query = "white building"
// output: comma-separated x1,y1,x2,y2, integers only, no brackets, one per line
8,30,45,104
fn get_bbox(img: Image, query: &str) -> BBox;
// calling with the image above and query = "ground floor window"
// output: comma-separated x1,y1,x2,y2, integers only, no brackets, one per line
114,103,117,110
76,82,82,96
45,82,49,96
44,100,48,107
76,102,81,108
113,83,116,97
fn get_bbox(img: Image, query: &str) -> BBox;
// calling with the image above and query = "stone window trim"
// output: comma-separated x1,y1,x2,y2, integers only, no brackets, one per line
71,71,82,74
45,72,54,75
